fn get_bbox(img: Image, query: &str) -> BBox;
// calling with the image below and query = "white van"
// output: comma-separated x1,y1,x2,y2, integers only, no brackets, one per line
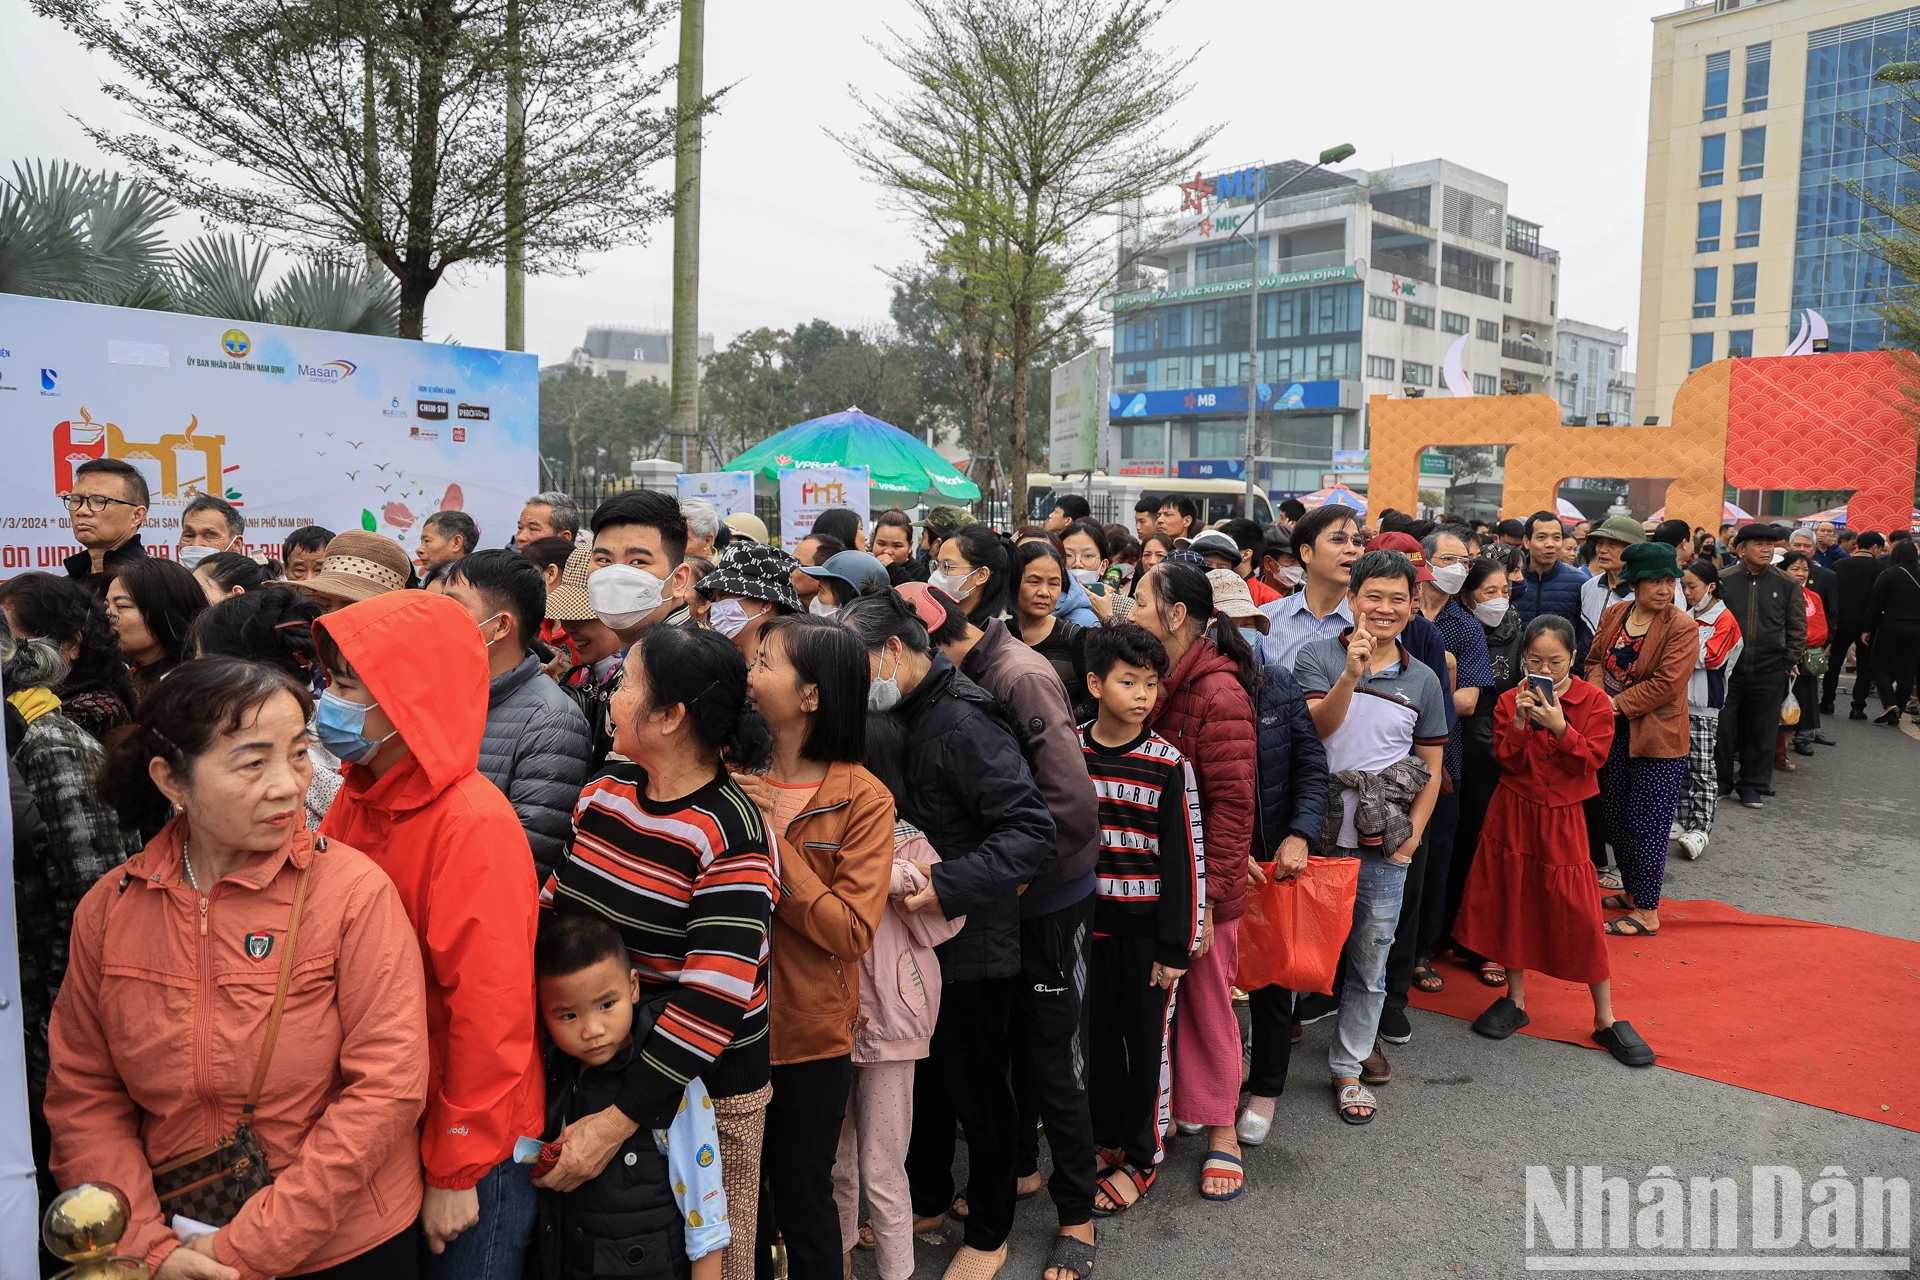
1027,473,1275,529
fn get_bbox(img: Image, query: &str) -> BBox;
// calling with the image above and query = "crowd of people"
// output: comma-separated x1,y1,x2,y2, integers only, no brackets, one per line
7,454,1919,1280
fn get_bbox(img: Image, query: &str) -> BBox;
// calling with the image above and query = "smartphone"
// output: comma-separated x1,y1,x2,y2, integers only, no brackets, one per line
1525,673,1557,706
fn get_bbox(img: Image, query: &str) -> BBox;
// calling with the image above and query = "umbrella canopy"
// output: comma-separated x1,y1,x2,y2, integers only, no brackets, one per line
1556,498,1586,522
1795,503,1920,531
1647,500,1754,525
725,408,981,501
1301,484,1366,517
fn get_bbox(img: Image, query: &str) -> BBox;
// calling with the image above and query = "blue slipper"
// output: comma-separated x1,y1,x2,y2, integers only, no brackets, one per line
1199,1150,1244,1202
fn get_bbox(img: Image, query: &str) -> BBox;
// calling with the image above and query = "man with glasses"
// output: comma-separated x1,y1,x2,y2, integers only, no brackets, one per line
59,458,150,589
1262,503,1362,669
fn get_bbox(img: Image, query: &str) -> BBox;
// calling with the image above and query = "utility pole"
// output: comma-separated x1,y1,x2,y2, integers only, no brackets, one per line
668,0,705,435
503,0,526,350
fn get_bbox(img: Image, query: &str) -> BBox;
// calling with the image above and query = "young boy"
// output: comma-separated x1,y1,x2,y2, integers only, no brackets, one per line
534,913,731,1280
1078,624,1204,1217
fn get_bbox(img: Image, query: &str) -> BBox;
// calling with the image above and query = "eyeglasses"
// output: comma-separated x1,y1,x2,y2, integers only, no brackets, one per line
60,492,140,513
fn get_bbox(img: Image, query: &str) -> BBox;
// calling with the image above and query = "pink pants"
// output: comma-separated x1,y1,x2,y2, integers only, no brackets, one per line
831,1059,916,1280
1171,916,1241,1129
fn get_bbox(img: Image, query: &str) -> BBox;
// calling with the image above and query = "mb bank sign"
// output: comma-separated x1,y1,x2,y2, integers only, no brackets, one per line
1110,380,1341,418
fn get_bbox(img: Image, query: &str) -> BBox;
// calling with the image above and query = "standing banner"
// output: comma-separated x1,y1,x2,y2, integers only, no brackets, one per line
778,464,869,549
0,294,537,573
1048,348,1105,476
676,471,757,519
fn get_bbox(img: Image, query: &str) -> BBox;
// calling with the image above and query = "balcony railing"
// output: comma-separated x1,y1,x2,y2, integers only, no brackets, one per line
1373,251,1433,283
1443,267,1503,300
1192,250,1348,287
1502,340,1551,366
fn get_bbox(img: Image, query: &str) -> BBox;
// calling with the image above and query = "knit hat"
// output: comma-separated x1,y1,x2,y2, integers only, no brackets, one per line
1366,531,1434,583
544,547,596,621
1587,515,1647,547
923,506,972,539
809,550,892,598
1206,568,1269,634
298,531,411,602
1618,540,1680,584
722,512,770,545
696,542,803,613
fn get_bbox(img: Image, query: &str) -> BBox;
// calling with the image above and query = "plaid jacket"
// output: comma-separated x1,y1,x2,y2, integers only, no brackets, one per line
13,707,138,1080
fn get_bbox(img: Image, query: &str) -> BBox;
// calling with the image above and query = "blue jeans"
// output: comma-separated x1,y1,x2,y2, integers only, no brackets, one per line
1327,848,1409,1079
422,1157,536,1280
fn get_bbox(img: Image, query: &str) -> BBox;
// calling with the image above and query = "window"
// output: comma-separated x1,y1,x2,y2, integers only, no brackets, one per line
1118,359,1150,388
1476,319,1499,343
1731,262,1757,314
1704,50,1730,120
1727,329,1754,359
1373,186,1431,226
1696,201,1722,252
1405,303,1435,328
1744,42,1770,112
1402,360,1434,387
1693,267,1718,319
1701,134,1726,186
1366,355,1397,380
1264,282,1361,340
1735,195,1762,248
1441,310,1470,335
1368,295,1397,321
1739,127,1765,181
1473,373,1499,396
1690,332,1715,370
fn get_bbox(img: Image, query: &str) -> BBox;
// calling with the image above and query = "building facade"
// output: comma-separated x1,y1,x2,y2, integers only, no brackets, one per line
551,325,714,386
1554,319,1637,424
1107,157,1559,495
1636,0,1918,425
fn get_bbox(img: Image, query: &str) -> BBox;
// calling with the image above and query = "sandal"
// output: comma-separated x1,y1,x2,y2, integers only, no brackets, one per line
1094,1147,1126,1179
1199,1150,1244,1202
1597,868,1624,891
1600,893,1635,911
1604,915,1659,937
1334,1082,1377,1125
1043,1231,1097,1280
942,1243,1009,1280
858,1220,878,1250
1092,1162,1153,1217
1477,961,1508,987
1412,960,1444,993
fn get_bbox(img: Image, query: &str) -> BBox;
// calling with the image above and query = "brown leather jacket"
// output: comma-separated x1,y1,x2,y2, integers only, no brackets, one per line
1586,602,1698,759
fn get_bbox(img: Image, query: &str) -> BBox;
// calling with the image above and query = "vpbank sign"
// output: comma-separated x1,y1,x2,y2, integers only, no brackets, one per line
299,360,357,384
1525,1164,1910,1271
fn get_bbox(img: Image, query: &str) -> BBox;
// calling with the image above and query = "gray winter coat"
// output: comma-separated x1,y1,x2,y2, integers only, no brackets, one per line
478,654,592,879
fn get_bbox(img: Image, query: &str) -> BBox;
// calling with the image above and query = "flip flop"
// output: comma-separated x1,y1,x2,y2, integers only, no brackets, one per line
1477,961,1508,987
1199,1150,1244,1201
1334,1082,1377,1125
1604,915,1658,937
1600,893,1635,911
1593,1020,1656,1067
1412,960,1445,993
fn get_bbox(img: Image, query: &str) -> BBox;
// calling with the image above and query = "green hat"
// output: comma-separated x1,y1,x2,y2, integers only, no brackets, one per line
1588,515,1646,547
923,505,972,538
1618,540,1680,584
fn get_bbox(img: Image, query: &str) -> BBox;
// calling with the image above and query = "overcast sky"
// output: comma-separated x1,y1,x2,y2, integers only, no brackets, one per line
2,0,1674,367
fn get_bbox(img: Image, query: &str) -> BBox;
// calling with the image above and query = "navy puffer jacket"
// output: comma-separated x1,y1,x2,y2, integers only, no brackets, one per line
1252,661,1329,860
477,654,591,881
1514,561,1592,655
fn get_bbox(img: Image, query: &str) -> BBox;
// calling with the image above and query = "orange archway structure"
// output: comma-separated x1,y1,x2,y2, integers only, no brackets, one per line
1366,352,1916,534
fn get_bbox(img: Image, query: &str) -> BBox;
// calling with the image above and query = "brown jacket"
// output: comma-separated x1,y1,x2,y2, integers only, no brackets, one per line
1586,601,1698,759
768,760,894,1064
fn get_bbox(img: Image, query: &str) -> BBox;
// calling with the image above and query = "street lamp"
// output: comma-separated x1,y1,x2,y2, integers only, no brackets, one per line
1224,142,1357,514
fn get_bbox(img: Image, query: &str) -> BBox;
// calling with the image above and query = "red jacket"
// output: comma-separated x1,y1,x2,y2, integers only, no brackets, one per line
317,591,545,1190
1148,637,1256,923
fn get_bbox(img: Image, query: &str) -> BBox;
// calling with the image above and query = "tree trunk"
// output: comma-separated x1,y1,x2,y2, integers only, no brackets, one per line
958,274,994,461
503,0,525,350
362,37,380,275
668,0,705,434
396,0,450,340
1008,297,1032,527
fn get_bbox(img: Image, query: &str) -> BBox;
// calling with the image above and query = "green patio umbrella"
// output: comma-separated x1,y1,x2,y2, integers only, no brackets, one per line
725,408,981,501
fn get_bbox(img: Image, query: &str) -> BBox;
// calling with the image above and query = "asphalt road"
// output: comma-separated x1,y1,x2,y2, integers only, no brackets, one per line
853,673,1919,1279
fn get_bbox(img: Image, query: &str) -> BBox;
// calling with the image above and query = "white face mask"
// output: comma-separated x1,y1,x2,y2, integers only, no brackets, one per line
1069,567,1100,586
928,566,978,601
708,597,759,639
588,564,668,631
1431,562,1469,595
1472,597,1510,627
868,644,903,711
1274,565,1305,588
809,596,840,619
1113,562,1136,582
176,544,220,571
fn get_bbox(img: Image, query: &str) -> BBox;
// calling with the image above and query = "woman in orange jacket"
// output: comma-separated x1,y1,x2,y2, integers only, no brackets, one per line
47,657,429,1280
315,591,546,1280
735,615,893,1280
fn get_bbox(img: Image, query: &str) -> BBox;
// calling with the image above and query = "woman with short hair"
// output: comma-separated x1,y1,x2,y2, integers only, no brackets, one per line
105,557,209,699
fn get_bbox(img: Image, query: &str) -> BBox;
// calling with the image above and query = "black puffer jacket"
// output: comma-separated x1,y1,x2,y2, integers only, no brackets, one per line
478,654,592,880
893,653,1055,982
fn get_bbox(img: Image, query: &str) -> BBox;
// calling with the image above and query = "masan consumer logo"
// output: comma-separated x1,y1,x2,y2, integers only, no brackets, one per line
299,360,357,383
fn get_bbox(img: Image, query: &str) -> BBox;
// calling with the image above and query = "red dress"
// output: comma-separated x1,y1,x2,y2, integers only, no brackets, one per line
1455,676,1617,984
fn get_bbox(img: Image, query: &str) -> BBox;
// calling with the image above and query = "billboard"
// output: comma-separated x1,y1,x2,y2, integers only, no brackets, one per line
1110,379,1341,419
1048,348,1106,475
778,464,870,549
676,470,756,519
0,293,537,572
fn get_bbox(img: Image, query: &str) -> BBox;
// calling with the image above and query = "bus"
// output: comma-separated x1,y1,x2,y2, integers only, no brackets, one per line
1026,473,1275,529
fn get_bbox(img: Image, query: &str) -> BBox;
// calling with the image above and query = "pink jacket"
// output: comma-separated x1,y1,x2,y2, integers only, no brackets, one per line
851,826,966,1065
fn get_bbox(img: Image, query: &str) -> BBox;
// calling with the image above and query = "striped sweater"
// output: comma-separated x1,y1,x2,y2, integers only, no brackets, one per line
543,765,774,1125
1081,726,1205,968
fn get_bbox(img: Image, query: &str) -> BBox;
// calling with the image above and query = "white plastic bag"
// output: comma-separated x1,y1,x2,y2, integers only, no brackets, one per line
1780,688,1802,726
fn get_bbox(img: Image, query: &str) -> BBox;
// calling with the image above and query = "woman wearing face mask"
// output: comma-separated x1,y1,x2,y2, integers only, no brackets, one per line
928,525,1013,628
808,551,894,620
1675,559,1742,861
105,557,210,700
1063,520,1134,625
695,543,804,658
192,550,270,605
1012,541,1087,700
839,590,1055,1280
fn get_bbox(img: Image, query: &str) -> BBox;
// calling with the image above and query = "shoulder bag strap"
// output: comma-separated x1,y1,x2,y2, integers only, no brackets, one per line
240,862,311,1122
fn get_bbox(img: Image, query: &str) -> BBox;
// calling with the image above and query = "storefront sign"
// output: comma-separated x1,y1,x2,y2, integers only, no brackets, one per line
1175,459,1246,479
1100,263,1359,312
1110,380,1341,419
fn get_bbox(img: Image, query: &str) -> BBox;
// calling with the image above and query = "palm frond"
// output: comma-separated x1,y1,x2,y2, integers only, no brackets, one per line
266,258,399,335
170,232,270,321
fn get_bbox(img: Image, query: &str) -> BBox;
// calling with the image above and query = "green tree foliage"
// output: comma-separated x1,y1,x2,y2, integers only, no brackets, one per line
540,366,671,495
698,323,921,464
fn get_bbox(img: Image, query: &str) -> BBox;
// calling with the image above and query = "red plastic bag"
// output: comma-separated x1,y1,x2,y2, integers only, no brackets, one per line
1234,855,1360,996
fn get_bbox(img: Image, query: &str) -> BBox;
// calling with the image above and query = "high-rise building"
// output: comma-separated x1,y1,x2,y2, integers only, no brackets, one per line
1554,319,1637,424
1636,0,1917,425
1107,158,1559,495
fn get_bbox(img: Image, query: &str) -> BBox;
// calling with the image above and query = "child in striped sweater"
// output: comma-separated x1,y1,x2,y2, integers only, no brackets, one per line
1079,624,1204,1217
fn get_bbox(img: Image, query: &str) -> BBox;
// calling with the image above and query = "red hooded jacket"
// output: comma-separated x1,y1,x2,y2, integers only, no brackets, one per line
1148,636,1257,923
317,591,545,1190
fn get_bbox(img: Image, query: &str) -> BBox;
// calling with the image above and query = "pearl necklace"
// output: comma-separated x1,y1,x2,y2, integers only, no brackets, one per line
182,839,199,891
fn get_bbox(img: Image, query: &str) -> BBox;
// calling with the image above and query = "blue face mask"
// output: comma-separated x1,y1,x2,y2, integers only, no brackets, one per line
315,689,397,764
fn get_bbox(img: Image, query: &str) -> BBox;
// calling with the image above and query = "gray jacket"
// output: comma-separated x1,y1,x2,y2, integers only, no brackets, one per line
478,654,592,879
1320,755,1431,857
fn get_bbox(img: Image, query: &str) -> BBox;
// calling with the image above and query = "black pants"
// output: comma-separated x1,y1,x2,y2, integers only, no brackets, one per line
1415,789,1460,960
1871,621,1920,711
1790,668,1823,741
1245,984,1295,1098
1824,630,1871,711
1087,933,1175,1172
1717,666,1788,798
288,1228,417,1279
1009,896,1096,1227
906,976,1019,1252
1381,829,1430,1017
765,1055,854,1280
1583,792,1610,870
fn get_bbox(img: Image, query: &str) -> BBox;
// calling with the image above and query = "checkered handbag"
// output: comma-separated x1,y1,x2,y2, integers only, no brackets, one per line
151,863,310,1228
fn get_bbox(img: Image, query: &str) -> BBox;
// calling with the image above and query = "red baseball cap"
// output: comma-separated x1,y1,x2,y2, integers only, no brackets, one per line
1367,531,1435,583
896,581,957,629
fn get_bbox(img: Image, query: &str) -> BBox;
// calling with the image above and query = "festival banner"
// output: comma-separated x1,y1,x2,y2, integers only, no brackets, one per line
778,464,869,550
676,470,757,519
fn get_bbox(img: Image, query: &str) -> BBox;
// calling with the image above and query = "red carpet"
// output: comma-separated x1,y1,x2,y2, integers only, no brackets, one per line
1410,898,1920,1133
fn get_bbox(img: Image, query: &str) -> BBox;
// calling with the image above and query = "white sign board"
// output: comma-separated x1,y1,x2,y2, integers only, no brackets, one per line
0,293,537,573
1048,347,1106,475
676,470,756,519
778,464,869,550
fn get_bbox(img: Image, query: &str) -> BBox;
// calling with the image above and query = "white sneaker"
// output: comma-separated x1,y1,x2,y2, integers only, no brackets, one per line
1669,821,1682,839
1174,1120,1205,1137
1677,831,1707,860
1236,1102,1274,1147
